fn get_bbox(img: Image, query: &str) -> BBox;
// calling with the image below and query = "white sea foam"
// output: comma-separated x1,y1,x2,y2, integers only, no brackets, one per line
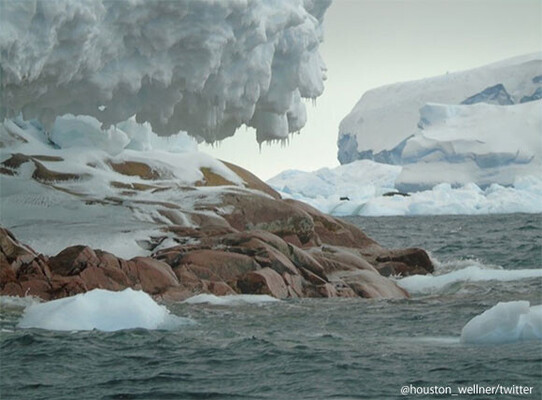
395,266,542,294
17,288,193,331
0,295,39,309
461,301,542,344
183,294,279,306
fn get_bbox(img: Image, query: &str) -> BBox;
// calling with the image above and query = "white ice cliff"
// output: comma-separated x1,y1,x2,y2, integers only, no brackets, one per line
0,0,330,143
338,53,542,165
267,54,542,216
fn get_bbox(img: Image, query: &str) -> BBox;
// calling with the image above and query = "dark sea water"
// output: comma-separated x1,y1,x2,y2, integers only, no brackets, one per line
1,214,541,400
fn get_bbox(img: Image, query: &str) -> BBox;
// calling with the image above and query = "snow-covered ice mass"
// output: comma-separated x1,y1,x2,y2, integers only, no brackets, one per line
1,0,329,143
269,54,542,216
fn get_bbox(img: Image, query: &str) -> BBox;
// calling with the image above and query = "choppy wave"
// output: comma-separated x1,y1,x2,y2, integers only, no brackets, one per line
395,265,542,294
0,295,39,309
17,288,193,332
183,294,280,306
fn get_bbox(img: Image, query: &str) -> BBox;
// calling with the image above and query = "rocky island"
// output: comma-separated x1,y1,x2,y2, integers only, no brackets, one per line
0,136,432,301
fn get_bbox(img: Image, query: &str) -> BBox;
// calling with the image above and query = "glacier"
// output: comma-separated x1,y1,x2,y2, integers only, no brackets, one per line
337,53,541,191
0,0,330,144
338,53,542,164
396,100,541,191
267,53,542,216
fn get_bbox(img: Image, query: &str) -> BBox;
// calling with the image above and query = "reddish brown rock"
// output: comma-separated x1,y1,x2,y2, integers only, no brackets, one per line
217,192,316,245
335,270,408,299
0,170,434,303
2,282,24,297
0,227,37,265
49,275,89,299
283,272,304,297
299,267,327,286
172,249,260,282
48,246,99,276
309,246,377,276
19,279,52,300
287,244,327,279
79,265,130,291
374,248,434,276
221,161,281,199
318,283,339,298
123,257,179,295
205,280,237,296
238,267,289,299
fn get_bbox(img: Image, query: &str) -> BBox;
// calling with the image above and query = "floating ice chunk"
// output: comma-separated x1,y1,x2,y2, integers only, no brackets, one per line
18,289,192,331
183,294,280,306
460,301,542,344
269,163,542,216
396,266,542,294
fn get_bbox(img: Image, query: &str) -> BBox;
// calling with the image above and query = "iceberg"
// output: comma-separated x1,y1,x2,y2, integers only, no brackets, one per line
17,288,192,331
0,0,330,144
460,301,542,345
268,164,542,216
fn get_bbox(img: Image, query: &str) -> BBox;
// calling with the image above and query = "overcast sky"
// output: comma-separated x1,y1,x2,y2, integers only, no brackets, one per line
203,0,542,180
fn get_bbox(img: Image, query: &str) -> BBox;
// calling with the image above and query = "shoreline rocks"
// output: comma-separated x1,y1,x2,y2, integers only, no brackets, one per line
0,144,434,301
0,193,433,301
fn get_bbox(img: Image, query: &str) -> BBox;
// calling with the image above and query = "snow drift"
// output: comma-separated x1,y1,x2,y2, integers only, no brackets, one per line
460,301,542,345
0,0,330,143
1,114,254,258
17,288,191,331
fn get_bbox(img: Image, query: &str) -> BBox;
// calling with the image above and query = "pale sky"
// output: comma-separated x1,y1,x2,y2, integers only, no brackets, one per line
203,0,542,180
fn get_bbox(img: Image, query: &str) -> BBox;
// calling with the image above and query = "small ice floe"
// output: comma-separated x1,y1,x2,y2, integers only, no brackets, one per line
17,288,193,332
460,301,542,344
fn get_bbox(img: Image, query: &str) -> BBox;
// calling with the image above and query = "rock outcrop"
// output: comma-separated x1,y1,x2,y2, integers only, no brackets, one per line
0,126,433,301
0,186,433,301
